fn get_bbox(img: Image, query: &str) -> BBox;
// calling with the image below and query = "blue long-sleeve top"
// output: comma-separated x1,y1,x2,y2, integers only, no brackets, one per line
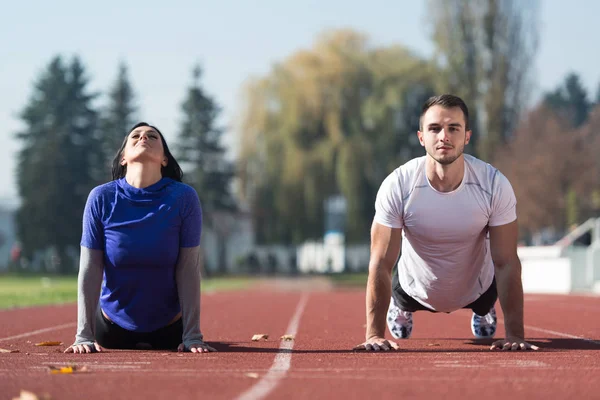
80,177,202,332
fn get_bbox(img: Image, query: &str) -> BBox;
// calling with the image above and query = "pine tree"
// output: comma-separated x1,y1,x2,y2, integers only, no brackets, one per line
543,72,590,128
176,65,236,213
15,55,100,273
176,65,236,274
101,62,137,176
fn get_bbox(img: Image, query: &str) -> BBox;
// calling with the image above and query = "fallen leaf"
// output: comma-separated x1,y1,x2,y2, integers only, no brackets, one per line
12,390,38,400
245,372,259,379
47,365,88,374
280,335,295,341
251,334,269,341
12,390,51,400
0,347,19,353
35,341,62,347
427,343,440,347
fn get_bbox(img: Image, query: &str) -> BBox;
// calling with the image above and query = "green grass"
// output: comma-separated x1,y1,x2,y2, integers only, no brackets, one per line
0,275,79,309
0,274,258,309
327,272,368,287
0,273,369,309
201,276,257,292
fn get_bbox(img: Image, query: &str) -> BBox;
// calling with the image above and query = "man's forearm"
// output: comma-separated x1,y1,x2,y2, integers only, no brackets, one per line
494,258,525,339
365,263,393,339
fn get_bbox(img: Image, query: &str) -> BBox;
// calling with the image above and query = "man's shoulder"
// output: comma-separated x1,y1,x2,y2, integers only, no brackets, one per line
379,156,425,196
397,156,426,177
464,155,513,195
464,154,501,180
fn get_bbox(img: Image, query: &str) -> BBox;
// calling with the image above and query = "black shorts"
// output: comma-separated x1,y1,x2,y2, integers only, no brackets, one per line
392,271,498,316
95,307,183,350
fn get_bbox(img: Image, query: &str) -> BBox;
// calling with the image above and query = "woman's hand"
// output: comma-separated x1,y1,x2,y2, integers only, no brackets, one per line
177,342,216,353
64,342,103,354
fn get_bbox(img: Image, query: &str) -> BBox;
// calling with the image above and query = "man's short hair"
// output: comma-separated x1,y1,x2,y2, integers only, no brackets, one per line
420,94,470,131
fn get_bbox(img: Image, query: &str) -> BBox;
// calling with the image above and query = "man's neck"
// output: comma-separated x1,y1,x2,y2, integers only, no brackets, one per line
425,155,465,193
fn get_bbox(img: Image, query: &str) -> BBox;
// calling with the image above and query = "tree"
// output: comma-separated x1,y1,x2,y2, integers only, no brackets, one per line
15,56,101,273
237,29,440,244
494,106,595,238
175,65,236,273
428,0,539,162
544,72,591,128
573,104,600,220
101,62,137,176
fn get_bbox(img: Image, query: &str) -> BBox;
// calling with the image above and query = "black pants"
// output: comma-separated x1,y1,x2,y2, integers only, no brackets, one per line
95,307,183,350
392,271,498,316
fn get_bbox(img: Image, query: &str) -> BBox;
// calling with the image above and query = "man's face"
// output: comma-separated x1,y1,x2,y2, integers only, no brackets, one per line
417,105,471,165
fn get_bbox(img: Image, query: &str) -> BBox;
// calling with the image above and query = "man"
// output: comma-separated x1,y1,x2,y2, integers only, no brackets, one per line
355,94,538,352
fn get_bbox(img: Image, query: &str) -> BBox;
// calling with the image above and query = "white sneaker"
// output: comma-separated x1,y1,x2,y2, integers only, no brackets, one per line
386,297,413,339
471,307,497,338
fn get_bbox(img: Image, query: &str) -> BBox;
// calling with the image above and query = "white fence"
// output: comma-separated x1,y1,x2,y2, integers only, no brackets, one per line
293,218,600,295
206,212,600,295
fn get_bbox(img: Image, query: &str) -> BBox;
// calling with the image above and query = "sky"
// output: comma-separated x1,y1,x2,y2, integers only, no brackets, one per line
0,0,598,206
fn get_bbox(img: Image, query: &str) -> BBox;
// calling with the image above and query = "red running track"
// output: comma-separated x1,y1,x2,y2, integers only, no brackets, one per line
1,286,599,400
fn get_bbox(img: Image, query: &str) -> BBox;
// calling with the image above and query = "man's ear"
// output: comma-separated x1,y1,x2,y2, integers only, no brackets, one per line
465,130,472,145
417,130,425,147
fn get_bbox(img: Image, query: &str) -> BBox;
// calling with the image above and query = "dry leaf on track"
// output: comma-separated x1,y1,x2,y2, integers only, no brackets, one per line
35,341,62,347
251,334,269,341
245,372,260,379
0,347,19,353
280,335,295,341
12,389,51,400
47,365,89,374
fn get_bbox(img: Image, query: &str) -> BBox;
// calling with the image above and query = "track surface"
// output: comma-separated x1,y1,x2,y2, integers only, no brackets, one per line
1,285,599,399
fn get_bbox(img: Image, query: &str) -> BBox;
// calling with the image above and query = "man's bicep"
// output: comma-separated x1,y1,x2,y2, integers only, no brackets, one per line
369,221,402,273
489,220,519,266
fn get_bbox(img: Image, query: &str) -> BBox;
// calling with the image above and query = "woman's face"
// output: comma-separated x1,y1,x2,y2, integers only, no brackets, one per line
121,126,167,168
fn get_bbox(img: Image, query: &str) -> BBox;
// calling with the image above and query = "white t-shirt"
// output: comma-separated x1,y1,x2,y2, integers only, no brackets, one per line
374,154,517,312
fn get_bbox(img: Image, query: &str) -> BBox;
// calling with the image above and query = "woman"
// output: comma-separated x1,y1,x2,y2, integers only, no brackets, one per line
65,122,215,354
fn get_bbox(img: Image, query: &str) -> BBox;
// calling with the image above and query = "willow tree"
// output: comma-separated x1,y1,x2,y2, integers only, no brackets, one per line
428,0,539,162
237,29,439,244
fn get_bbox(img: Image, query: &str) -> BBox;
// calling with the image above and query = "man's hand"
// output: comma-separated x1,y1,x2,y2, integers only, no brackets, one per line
177,342,217,353
354,337,399,352
490,337,539,351
64,342,103,354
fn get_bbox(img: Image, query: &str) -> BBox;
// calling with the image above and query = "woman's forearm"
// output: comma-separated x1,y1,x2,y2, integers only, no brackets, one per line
74,247,104,345
175,246,204,348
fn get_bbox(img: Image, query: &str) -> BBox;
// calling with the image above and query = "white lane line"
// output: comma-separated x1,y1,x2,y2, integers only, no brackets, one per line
235,293,309,400
0,322,76,342
498,319,600,345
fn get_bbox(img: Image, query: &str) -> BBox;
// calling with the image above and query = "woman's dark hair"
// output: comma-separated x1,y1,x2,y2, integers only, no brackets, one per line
111,122,183,182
